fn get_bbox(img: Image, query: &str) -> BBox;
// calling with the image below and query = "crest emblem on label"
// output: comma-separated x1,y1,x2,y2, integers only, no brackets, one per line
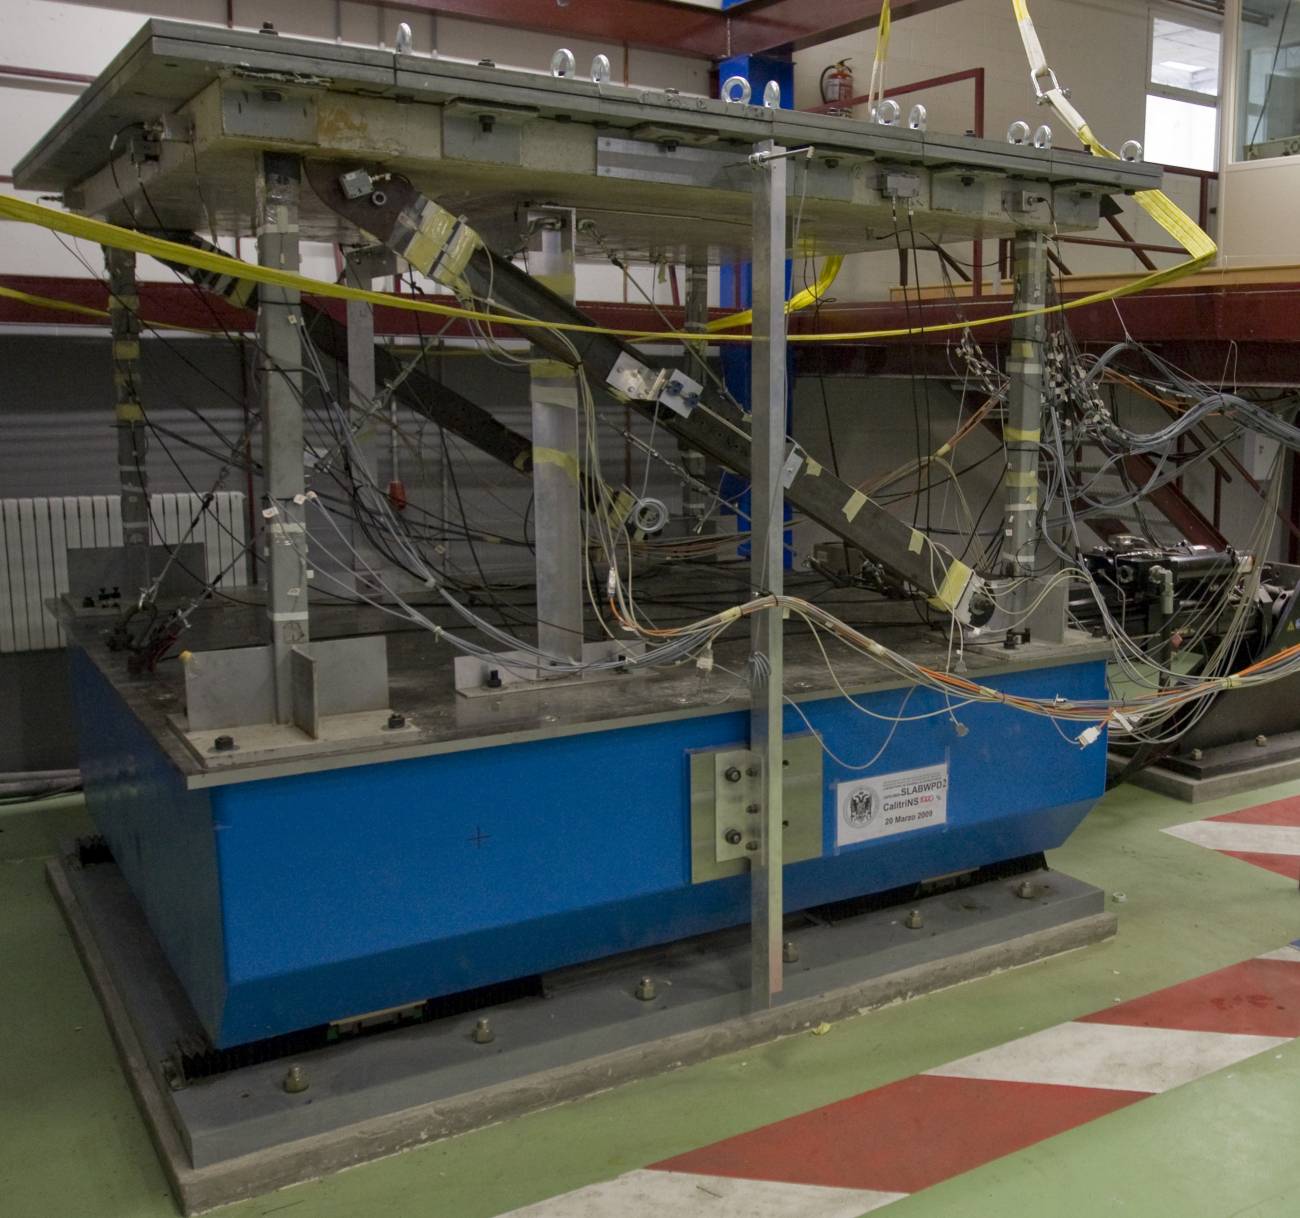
846,787,875,827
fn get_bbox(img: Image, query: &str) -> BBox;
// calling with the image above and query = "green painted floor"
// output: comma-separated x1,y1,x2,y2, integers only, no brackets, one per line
2,777,1298,1218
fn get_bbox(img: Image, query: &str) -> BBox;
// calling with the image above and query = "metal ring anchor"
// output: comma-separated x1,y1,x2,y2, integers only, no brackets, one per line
632,497,669,535
875,98,901,126
590,54,611,84
1033,124,1053,150
1120,139,1144,162
550,48,576,78
1007,120,1031,146
762,80,782,108
908,103,928,132
721,75,752,104
394,22,412,54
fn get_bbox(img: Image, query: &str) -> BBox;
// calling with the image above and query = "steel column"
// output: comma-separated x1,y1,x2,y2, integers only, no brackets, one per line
256,152,309,722
681,262,711,525
343,245,395,595
528,209,584,664
104,246,151,600
1004,231,1048,617
749,140,787,1007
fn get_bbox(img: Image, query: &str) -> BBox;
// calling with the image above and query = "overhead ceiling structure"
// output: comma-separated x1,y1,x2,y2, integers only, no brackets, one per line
113,0,960,60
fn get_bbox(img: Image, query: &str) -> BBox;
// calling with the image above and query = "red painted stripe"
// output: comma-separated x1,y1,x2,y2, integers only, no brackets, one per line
1081,958,1300,1038
1219,850,1300,880
650,1075,1145,1195
1210,796,1300,827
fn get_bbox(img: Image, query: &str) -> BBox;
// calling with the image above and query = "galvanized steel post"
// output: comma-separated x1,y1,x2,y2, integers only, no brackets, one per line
749,139,787,1007
256,152,309,722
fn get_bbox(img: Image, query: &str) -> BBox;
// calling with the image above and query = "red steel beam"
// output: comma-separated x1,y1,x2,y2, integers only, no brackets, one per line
266,0,964,60
723,0,960,56
303,0,722,58
10,274,1300,385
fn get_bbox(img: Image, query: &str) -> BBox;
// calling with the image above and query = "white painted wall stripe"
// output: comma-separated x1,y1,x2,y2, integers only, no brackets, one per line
1162,820,1300,856
1258,945,1300,963
504,1169,906,1217
927,1022,1288,1093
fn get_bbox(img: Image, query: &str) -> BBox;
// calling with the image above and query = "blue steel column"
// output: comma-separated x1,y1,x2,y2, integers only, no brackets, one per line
750,140,787,1007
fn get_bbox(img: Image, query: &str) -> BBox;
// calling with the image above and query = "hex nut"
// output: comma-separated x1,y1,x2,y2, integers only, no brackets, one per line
472,1017,495,1044
212,735,235,753
904,909,924,930
635,976,657,1001
282,1064,308,1093
1015,879,1037,900
783,941,799,963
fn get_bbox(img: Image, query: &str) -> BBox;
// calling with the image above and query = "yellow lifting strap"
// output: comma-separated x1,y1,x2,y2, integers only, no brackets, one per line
1009,0,1216,287
705,255,844,333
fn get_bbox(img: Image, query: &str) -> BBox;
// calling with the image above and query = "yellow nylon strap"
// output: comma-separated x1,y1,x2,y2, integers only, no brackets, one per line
707,254,844,333
876,0,893,69
0,283,202,332
1009,0,1215,289
0,185,1209,345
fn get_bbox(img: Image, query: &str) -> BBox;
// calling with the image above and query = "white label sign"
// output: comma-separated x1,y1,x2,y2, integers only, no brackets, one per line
836,762,949,847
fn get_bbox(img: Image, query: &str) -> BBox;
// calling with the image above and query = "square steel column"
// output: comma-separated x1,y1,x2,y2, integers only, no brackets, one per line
343,245,396,596
256,152,309,722
1003,230,1049,624
749,141,787,1007
104,246,150,600
527,208,584,665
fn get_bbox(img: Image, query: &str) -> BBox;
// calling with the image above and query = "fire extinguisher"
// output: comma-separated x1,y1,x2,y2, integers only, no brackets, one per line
820,58,854,117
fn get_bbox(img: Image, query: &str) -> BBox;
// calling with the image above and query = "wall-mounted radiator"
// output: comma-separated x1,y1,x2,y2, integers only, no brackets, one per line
0,493,248,652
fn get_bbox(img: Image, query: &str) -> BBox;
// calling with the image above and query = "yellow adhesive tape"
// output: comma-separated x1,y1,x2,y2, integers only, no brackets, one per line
927,558,973,614
842,490,868,522
1005,470,1038,487
805,458,822,477
1003,427,1041,443
533,445,580,482
908,529,924,554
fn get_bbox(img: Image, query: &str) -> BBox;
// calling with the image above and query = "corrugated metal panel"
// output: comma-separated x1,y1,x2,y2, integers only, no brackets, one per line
0,492,247,653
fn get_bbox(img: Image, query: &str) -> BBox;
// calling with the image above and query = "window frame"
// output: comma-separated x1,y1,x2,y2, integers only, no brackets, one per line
1145,6,1222,171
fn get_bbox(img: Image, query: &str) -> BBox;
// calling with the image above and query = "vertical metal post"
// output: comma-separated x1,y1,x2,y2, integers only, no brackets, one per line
681,262,711,524
528,208,583,665
256,152,308,722
750,140,787,1007
1004,230,1048,623
105,247,150,600
343,245,395,595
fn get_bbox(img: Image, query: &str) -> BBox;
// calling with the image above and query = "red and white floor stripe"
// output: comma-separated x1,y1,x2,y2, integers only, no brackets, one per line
502,944,1300,1216
1164,794,1300,880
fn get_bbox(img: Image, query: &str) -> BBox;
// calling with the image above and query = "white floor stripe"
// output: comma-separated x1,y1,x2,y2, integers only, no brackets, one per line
927,1021,1288,1094
499,1169,906,1217
1162,820,1300,856
1258,945,1300,963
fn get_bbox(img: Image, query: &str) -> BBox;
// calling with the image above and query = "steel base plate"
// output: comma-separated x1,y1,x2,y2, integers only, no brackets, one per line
1110,729,1300,803
49,851,1114,1214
